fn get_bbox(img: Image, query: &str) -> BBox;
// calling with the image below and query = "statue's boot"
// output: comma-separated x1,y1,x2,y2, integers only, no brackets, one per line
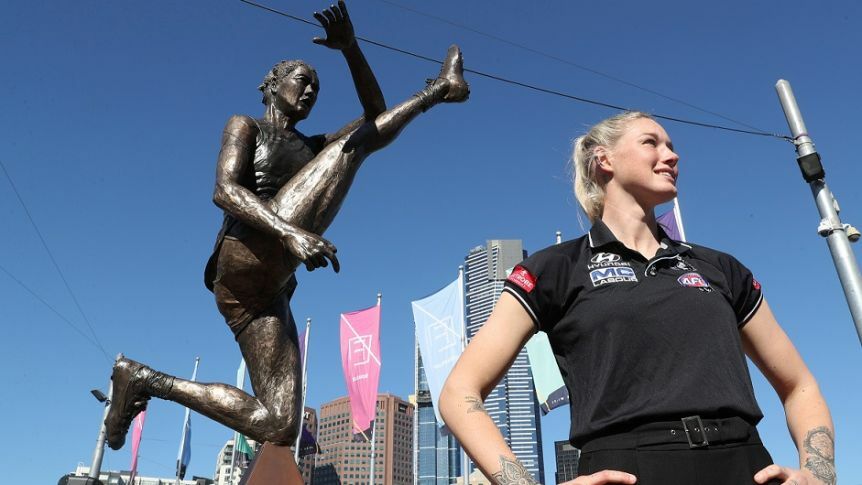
104,355,174,450
437,44,469,103
416,45,469,110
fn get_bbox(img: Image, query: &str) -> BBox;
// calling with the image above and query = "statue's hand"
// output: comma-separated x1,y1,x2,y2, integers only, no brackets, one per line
312,1,356,50
283,229,340,273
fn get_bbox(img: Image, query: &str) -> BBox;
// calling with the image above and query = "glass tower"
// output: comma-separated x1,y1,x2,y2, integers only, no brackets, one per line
416,347,462,484
463,240,544,483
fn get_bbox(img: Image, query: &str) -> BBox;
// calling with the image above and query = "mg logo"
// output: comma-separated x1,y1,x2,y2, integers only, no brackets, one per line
591,252,621,264
590,266,637,286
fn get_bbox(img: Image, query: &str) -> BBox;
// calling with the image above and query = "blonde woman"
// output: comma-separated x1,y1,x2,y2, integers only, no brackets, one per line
440,112,834,484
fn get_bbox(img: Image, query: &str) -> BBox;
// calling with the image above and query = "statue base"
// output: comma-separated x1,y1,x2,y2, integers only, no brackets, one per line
239,443,304,485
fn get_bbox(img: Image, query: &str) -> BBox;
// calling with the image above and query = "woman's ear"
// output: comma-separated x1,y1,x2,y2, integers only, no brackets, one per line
594,146,613,175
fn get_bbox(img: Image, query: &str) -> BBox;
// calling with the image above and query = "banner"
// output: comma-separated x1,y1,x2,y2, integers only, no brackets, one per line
129,410,147,483
176,358,198,480
340,304,382,441
525,333,569,414
299,425,320,457
657,205,684,241
176,414,191,479
411,276,464,423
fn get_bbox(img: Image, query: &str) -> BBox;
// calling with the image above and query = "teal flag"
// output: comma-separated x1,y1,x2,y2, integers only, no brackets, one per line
525,319,569,414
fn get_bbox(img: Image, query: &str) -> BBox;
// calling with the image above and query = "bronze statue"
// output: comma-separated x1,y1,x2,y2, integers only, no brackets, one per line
104,0,468,450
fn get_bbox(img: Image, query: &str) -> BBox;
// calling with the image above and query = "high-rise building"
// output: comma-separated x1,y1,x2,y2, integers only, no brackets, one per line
554,440,580,483
314,393,414,485
299,406,319,484
464,240,544,483
415,346,462,484
213,437,259,485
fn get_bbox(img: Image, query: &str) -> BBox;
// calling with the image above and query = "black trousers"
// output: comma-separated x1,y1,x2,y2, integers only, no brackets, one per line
577,418,782,485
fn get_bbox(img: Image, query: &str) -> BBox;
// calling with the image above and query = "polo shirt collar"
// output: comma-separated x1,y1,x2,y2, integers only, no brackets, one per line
588,219,692,256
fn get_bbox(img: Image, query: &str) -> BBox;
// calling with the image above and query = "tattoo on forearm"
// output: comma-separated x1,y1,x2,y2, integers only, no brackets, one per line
803,426,836,484
464,395,488,415
491,456,538,485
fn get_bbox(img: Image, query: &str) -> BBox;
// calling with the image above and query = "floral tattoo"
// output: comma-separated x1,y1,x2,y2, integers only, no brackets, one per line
803,426,836,484
491,456,538,485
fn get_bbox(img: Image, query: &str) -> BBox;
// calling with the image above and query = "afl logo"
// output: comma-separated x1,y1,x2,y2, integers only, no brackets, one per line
678,272,710,288
591,252,621,264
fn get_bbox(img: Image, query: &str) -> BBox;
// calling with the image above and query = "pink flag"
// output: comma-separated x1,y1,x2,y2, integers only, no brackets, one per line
129,409,147,483
339,304,381,441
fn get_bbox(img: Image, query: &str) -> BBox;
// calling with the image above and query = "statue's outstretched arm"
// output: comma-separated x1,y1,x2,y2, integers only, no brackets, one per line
213,115,339,272
312,1,386,144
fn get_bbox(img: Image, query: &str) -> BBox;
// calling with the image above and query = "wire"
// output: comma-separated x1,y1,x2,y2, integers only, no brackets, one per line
0,159,112,362
0,263,103,351
236,0,792,141
374,0,769,134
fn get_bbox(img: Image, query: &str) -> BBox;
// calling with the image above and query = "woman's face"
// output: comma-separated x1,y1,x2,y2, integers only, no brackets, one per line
603,118,680,207
274,64,320,121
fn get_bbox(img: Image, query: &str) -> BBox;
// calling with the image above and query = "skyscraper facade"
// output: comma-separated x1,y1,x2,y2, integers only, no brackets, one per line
464,240,544,483
554,440,580,483
415,346,462,484
314,393,414,485
299,406,319,484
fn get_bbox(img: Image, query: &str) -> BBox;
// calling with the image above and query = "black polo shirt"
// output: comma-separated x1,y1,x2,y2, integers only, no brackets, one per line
503,220,765,447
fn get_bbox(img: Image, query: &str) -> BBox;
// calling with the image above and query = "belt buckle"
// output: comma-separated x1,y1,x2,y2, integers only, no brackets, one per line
681,415,709,448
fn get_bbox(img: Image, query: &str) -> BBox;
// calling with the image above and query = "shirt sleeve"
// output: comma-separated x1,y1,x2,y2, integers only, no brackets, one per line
502,250,571,334
718,253,764,327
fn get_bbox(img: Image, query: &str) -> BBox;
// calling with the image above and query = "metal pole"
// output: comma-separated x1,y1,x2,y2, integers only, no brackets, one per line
672,197,687,242
89,368,116,481
775,79,862,345
369,292,382,484
412,333,419,485
458,266,470,485
295,318,311,462
369,408,378,484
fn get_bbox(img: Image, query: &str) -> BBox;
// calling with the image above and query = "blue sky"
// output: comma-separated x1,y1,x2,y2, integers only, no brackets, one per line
2,0,861,483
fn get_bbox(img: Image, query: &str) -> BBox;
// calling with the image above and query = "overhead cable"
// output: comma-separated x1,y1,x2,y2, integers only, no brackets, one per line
237,0,792,141
0,159,111,362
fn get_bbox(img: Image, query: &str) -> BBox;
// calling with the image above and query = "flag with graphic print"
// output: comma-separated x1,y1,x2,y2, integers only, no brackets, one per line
129,410,147,483
340,304,382,441
412,276,465,424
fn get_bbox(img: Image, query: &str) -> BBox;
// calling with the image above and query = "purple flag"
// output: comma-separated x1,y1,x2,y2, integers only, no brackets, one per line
657,208,683,241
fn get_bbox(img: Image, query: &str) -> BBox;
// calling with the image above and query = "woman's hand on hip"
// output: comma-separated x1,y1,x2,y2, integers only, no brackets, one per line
560,470,637,485
754,464,835,485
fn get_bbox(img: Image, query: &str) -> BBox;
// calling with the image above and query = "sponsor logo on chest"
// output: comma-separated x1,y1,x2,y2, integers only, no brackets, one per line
590,266,638,286
587,252,632,270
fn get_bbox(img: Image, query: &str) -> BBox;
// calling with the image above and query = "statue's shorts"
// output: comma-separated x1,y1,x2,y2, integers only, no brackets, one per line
209,233,298,337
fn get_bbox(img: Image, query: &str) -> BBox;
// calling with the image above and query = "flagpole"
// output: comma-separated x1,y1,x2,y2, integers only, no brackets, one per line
229,359,247,484
294,318,312,462
672,197,688,242
458,266,470,485
89,355,117,482
175,357,200,485
412,331,419,485
368,292,381,484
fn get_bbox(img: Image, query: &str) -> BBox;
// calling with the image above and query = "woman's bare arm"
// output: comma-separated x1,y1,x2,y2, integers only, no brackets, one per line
742,299,836,484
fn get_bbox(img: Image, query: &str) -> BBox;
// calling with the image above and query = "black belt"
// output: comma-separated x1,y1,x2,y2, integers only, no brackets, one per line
581,416,758,453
